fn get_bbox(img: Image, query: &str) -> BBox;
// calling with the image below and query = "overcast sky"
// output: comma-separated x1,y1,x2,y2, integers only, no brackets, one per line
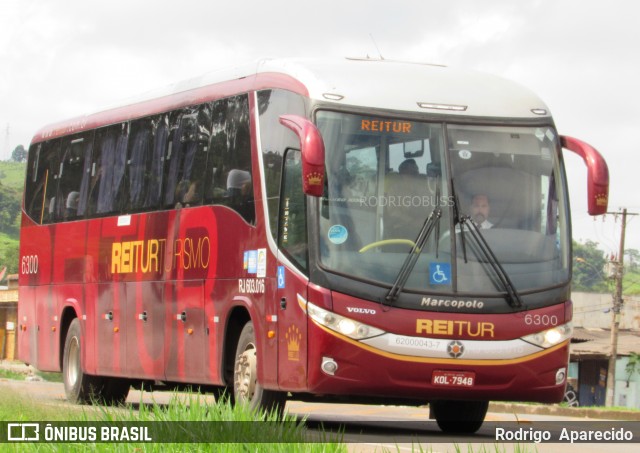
1,0,639,256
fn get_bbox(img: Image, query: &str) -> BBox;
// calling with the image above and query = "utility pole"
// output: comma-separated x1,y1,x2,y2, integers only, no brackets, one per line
604,208,637,406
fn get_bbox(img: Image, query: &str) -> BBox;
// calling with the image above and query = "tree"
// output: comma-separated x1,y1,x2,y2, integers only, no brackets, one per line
625,352,640,386
11,145,27,163
625,249,640,272
0,241,19,274
0,185,21,235
573,240,609,292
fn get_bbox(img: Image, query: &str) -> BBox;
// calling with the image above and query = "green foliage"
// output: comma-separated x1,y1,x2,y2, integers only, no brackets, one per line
11,145,27,163
622,268,640,295
0,368,63,382
0,233,19,274
572,240,609,292
0,390,346,452
0,182,21,235
0,161,24,274
0,160,27,192
625,249,640,272
626,352,640,383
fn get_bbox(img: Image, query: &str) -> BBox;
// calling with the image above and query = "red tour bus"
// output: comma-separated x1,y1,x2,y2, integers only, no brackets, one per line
19,58,608,433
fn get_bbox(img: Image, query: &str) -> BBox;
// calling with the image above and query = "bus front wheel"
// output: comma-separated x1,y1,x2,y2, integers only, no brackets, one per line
431,400,488,434
233,321,286,416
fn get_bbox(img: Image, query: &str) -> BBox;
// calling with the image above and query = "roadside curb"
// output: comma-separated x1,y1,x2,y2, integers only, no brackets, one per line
489,402,640,421
0,360,35,374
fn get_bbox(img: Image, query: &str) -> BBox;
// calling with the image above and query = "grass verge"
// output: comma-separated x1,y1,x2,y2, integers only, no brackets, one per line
0,390,347,452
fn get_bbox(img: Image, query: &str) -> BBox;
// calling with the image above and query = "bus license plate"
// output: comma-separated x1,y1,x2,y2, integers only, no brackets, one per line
432,370,475,387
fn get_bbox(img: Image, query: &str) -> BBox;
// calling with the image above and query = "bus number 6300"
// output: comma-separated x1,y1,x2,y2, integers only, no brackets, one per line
21,255,39,275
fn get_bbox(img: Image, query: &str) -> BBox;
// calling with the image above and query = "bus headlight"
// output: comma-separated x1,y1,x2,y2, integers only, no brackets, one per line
521,322,573,348
307,302,385,340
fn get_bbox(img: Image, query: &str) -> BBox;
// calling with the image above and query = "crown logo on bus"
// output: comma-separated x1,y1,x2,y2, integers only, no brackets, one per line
306,173,323,186
595,193,608,206
286,325,301,361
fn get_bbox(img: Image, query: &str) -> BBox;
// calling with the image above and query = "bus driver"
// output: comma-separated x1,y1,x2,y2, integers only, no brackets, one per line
471,194,493,229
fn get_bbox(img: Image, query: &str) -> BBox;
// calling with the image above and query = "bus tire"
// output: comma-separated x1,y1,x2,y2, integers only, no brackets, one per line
233,321,286,417
431,400,488,434
62,318,104,404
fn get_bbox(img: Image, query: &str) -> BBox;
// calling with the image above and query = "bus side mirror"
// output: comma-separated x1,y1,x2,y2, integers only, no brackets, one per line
561,135,609,216
279,115,326,197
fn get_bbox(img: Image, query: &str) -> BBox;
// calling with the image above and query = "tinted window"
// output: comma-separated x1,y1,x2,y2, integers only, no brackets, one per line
59,133,93,220
88,124,129,216
163,105,211,208
278,149,307,271
25,141,61,224
204,95,254,223
258,90,306,237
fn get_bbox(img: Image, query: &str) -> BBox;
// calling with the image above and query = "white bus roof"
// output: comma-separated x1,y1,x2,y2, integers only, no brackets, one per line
150,57,550,119
254,58,550,119
33,58,551,144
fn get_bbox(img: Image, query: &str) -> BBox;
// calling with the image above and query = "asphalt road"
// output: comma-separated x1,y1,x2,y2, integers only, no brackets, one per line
1,378,638,452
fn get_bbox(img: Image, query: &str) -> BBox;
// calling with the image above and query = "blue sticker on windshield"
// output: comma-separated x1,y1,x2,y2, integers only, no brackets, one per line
429,263,451,285
328,225,349,245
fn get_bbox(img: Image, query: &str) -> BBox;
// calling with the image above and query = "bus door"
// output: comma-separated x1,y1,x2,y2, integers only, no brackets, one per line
275,149,309,390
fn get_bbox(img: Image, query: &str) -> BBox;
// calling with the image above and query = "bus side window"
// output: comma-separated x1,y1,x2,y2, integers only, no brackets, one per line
59,133,93,221
257,89,307,240
125,118,154,212
89,124,129,216
163,105,210,209
145,115,169,209
278,149,307,271
25,141,62,224
204,95,254,223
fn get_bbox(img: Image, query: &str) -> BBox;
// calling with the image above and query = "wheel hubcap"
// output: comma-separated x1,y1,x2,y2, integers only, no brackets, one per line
234,343,257,403
67,336,80,387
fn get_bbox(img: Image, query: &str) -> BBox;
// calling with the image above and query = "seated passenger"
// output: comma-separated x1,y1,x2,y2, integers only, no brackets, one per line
226,169,254,223
65,191,80,220
175,180,200,208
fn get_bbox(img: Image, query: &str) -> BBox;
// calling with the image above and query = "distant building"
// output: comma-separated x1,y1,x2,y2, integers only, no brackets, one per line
0,274,18,360
572,292,640,329
570,292,640,409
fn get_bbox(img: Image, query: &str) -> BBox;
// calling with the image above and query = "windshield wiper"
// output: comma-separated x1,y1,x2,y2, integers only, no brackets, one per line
384,204,441,308
458,216,524,308
450,180,468,262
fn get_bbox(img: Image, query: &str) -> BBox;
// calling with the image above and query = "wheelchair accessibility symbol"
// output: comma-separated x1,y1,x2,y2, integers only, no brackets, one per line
277,266,286,289
429,263,451,285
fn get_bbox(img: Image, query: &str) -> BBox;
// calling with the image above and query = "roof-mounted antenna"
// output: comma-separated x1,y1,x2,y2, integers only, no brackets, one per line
369,34,385,60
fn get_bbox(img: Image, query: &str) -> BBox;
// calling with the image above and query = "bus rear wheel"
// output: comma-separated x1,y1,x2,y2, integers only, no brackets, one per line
63,318,103,404
63,318,130,405
233,321,286,417
431,400,488,434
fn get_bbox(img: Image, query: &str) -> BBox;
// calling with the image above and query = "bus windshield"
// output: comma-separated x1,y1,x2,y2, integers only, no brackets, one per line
316,111,570,296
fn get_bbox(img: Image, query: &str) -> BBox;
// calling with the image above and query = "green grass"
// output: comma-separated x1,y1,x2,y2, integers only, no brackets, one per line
0,390,347,452
0,369,26,380
578,405,640,412
0,388,81,422
0,368,63,382
0,161,26,191
623,268,640,295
